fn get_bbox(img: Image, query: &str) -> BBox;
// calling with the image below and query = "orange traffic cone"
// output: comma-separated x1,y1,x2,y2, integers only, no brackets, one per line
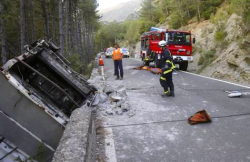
99,56,104,66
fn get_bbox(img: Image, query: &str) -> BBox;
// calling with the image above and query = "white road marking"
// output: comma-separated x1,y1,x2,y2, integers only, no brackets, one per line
181,71,250,89
129,58,141,61
105,128,117,162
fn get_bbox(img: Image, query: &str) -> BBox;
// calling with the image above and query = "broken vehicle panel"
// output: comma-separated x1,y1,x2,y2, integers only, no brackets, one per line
0,39,97,161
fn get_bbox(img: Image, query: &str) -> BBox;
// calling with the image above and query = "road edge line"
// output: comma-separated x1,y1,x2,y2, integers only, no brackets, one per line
105,128,117,162
181,71,250,89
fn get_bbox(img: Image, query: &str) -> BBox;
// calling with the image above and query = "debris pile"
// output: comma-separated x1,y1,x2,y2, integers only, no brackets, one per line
88,69,135,117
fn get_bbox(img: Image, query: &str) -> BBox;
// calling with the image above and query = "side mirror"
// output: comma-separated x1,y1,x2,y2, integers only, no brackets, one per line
193,38,196,44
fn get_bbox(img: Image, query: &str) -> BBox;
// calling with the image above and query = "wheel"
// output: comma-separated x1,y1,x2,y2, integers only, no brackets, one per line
179,61,188,71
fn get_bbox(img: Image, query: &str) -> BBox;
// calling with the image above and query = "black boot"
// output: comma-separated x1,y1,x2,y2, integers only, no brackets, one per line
115,76,119,80
170,91,175,97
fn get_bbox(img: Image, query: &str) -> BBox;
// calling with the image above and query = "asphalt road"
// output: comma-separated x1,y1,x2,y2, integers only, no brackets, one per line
99,57,250,162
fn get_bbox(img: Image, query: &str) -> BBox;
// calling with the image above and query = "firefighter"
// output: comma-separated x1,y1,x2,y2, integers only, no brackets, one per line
159,40,175,97
112,44,124,80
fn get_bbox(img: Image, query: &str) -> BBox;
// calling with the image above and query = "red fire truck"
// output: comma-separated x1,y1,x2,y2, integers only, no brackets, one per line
140,27,195,71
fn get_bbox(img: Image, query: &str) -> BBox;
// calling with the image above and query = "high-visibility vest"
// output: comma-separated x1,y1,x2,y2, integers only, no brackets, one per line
112,48,123,60
160,60,175,80
163,60,175,74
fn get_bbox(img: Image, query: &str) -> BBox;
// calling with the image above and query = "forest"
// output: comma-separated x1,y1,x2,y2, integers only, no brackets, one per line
0,0,99,74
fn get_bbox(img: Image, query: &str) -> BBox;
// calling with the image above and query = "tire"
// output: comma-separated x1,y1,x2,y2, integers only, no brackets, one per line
179,61,188,71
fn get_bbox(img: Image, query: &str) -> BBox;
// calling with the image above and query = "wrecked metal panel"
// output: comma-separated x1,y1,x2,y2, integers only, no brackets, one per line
39,50,93,95
0,39,97,161
0,73,64,149
1,39,97,118
0,112,54,162
0,136,34,162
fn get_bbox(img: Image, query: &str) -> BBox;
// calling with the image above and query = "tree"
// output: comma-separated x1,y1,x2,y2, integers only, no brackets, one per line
20,0,26,54
59,0,64,56
0,0,7,64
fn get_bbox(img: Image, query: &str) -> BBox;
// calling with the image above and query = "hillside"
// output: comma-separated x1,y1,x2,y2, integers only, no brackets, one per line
178,12,250,86
132,2,250,85
98,0,142,22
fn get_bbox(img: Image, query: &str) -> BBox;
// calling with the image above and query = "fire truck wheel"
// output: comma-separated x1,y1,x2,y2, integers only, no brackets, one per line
179,61,188,71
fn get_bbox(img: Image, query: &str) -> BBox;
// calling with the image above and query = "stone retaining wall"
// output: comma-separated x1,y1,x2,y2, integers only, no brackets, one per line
52,105,96,162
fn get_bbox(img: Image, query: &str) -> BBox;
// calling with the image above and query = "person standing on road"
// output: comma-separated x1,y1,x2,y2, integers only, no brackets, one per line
112,44,124,80
159,40,175,97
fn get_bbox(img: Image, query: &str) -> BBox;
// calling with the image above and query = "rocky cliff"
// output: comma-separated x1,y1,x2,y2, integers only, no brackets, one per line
179,13,250,86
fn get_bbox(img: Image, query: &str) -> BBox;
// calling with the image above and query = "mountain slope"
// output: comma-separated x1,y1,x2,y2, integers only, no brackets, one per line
179,13,250,85
99,0,142,22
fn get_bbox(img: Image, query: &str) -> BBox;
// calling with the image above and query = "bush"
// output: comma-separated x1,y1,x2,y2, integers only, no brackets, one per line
202,6,216,20
214,30,227,41
169,13,182,29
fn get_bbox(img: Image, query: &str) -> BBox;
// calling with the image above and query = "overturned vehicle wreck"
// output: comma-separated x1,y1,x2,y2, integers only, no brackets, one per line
0,39,97,161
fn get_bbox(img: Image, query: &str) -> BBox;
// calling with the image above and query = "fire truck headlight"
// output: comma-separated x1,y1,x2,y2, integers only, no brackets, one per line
187,50,191,55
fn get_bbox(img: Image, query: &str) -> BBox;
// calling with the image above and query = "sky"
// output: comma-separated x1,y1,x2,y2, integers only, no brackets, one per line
97,0,131,10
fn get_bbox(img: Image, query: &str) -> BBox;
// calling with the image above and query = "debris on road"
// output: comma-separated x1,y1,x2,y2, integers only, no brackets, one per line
188,110,212,125
134,66,162,74
224,90,250,98
89,66,134,117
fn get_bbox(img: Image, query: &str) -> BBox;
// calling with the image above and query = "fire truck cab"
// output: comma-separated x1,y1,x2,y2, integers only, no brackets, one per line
140,27,195,71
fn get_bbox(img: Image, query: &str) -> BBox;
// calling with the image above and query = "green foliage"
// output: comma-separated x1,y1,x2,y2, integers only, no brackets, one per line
210,11,228,42
125,21,140,44
169,13,182,29
198,49,217,73
84,61,94,78
202,6,217,20
214,30,227,41
67,54,82,73
230,0,250,31
66,54,94,78
1,0,99,65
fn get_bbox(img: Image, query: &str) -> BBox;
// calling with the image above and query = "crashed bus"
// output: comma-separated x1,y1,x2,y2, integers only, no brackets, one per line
140,27,195,71
0,39,97,161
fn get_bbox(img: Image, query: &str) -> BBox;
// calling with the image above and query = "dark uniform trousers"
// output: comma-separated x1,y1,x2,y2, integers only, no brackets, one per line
114,60,123,78
160,72,174,95
160,59,175,96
